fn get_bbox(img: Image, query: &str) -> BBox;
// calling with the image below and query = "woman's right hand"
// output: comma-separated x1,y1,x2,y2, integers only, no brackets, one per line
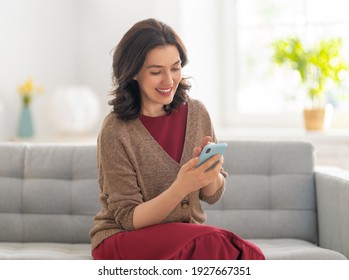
173,153,223,197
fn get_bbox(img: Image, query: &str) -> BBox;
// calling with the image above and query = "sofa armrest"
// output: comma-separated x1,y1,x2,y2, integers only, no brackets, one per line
315,166,349,259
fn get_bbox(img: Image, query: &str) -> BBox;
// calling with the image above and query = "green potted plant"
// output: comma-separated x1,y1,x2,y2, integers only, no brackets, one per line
272,36,349,130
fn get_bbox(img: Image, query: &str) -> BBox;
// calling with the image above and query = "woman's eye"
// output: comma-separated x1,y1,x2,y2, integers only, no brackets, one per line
150,71,161,75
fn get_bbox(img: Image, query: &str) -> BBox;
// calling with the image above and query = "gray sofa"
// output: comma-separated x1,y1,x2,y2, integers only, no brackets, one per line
0,141,348,260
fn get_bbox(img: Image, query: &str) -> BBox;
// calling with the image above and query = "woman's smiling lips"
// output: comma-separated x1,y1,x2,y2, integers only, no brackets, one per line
156,87,172,96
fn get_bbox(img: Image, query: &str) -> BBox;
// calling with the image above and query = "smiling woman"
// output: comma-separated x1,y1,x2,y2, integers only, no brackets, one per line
108,18,190,121
89,18,265,261
134,45,182,117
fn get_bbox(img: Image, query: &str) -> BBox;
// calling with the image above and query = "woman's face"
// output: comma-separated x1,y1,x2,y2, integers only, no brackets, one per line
134,45,182,117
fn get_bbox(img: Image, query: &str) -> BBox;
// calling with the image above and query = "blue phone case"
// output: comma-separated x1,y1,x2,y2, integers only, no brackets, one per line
195,143,227,168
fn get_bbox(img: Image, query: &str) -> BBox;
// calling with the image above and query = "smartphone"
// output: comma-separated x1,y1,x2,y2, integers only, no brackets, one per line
195,143,227,169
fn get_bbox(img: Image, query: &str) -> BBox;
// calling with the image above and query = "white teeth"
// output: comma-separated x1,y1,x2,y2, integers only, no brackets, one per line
157,88,171,93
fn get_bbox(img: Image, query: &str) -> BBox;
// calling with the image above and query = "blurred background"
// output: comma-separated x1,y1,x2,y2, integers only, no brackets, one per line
1,0,349,153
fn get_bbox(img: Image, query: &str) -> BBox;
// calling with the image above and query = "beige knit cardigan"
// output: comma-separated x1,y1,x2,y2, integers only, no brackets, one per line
90,98,227,250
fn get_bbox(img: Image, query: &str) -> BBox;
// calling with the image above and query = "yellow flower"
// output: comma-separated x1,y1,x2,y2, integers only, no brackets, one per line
18,79,43,106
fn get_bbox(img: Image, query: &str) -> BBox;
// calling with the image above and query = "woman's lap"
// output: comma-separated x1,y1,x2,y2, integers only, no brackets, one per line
92,223,265,260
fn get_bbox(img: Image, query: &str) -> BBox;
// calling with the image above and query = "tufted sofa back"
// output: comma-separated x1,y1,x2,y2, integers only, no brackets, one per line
0,143,99,243
203,140,318,244
0,141,317,244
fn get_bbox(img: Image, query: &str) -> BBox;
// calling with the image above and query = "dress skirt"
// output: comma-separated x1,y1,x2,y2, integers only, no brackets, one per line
92,223,265,260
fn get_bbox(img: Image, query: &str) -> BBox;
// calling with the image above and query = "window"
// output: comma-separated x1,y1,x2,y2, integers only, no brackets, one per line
234,0,349,120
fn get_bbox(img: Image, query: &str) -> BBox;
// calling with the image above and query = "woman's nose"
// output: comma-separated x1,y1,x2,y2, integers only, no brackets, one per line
162,71,173,85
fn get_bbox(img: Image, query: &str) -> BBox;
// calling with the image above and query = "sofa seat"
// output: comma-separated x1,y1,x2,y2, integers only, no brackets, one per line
250,239,347,260
0,243,92,260
1,240,346,260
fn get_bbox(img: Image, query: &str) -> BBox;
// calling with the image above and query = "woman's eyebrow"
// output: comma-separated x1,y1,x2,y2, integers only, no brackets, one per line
147,59,182,69
172,59,181,65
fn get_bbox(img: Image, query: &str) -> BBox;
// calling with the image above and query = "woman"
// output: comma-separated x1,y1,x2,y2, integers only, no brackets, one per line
90,18,264,260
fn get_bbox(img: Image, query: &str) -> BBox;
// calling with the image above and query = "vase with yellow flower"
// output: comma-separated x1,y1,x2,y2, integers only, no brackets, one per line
17,79,43,138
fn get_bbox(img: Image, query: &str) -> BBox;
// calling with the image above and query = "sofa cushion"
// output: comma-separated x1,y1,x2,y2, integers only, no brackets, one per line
0,143,99,243
250,239,347,260
0,243,91,260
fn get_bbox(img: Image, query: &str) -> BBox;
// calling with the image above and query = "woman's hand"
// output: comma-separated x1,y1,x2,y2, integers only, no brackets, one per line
174,153,223,196
192,136,212,158
173,136,224,197
191,136,225,196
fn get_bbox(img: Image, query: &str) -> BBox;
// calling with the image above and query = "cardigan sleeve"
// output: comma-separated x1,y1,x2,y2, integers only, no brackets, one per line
199,177,225,204
97,116,142,231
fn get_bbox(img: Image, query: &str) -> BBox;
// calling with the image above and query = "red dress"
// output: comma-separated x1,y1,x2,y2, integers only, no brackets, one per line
92,103,265,260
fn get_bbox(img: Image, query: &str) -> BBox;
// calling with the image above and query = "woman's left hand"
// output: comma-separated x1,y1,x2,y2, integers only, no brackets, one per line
192,136,212,158
192,136,224,195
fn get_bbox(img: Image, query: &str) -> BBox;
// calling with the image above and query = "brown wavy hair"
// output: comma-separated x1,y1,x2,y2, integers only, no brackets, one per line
109,18,191,121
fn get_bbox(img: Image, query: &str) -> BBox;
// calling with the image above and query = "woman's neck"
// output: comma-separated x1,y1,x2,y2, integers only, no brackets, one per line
141,105,166,117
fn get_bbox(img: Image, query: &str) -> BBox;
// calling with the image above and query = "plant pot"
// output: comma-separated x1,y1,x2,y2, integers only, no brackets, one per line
303,104,333,131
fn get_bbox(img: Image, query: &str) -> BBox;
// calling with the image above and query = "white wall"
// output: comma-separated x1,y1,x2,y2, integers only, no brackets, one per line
179,0,223,125
0,0,224,141
75,0,183,120
0,0,79,140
